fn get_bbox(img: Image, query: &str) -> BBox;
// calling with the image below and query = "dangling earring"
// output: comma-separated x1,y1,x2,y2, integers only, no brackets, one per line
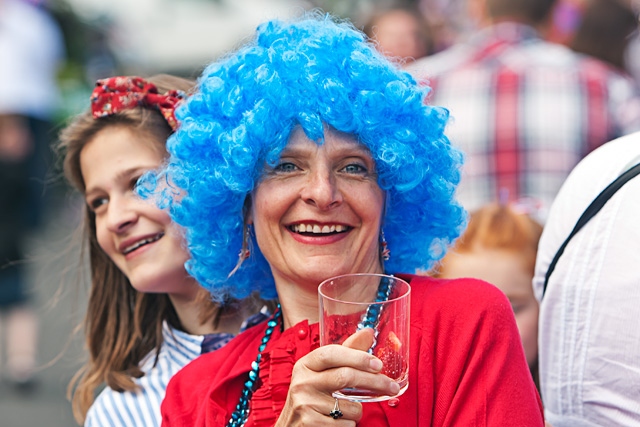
380,229,390,261
240,224,251,261
228,223,251,278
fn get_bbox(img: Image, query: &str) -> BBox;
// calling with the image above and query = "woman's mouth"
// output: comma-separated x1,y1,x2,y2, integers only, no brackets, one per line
289,223,351,235
122,233,165,254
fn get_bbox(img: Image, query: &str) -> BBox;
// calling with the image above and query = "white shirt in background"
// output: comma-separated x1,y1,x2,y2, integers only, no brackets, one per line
0,0,64,118
533,132,640,426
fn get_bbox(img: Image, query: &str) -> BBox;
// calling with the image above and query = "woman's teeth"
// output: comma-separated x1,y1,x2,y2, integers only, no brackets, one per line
122,233,164,254
291,224,347,234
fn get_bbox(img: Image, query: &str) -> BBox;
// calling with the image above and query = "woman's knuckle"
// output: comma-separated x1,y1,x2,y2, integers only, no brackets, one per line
334,367,354,388
288,380,306,395
352,402,363,420
316,346,334,363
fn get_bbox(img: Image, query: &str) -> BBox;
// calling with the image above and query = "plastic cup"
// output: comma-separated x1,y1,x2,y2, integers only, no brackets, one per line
318,273,411,402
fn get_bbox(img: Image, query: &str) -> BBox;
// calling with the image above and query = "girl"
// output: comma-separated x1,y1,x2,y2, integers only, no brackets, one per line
434,202,543,388
58,75,266,426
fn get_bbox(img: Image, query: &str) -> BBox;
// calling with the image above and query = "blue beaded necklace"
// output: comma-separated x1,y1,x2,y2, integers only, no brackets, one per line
357,275,393,352
226,305,282,427
226,277,393,426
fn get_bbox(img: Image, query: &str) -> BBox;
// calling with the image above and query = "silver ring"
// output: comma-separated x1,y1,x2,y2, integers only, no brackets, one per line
329,398,344,419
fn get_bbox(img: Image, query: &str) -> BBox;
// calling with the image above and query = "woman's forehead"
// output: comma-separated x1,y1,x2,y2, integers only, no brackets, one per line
284,126,372,156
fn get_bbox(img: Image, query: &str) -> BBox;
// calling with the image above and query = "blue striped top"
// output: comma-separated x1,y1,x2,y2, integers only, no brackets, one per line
84,310,269,427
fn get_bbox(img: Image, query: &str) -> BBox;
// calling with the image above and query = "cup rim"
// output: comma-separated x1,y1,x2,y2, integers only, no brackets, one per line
317,273,411,305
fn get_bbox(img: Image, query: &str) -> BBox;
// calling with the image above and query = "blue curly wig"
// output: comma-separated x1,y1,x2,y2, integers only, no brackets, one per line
139,13,466,301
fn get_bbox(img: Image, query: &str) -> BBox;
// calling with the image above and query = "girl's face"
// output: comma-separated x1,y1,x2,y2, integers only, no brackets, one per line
438,249,539,369
80,126,200,299
371,10,429,62
251,127,385,292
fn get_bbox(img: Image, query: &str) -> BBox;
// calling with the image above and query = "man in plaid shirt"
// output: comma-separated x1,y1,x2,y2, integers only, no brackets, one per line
406,0,640,218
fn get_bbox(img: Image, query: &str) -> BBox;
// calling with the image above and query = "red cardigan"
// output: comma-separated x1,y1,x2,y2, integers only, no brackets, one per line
161,275,544,426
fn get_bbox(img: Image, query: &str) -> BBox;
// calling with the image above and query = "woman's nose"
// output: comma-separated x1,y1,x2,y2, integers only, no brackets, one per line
301,167,343,210
105,196,138,233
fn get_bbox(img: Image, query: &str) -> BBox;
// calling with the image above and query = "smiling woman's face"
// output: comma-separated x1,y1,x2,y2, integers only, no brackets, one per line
80,126,200,298
250,127,386,292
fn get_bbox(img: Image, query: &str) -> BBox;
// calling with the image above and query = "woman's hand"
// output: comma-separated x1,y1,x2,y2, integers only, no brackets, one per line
275,329,399,426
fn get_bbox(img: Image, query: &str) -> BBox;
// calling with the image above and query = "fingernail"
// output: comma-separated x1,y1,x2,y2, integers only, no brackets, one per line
389,381,400,394
370,358,383,371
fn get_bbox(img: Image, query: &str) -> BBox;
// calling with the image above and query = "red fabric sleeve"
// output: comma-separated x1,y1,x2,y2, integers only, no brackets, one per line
399,275,544,426
162,276,544,427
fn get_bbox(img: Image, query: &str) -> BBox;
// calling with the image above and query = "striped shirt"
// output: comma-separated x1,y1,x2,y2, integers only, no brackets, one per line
406,22,640,217
85,311,269,427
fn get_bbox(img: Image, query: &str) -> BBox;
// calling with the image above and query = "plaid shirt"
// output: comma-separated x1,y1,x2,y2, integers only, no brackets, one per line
406,23,640,217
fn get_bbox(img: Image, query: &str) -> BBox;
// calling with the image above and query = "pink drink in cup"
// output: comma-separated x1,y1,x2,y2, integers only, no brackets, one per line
318,273,411,402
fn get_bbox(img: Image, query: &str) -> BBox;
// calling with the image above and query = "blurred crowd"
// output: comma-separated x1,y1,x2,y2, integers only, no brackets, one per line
2,0,640,425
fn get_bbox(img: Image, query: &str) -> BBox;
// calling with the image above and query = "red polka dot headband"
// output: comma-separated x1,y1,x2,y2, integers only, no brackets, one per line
90,76,185,131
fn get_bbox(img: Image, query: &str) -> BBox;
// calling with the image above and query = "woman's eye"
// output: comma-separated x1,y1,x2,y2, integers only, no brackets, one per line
88,197,108,212
274,162,299,173
129,175,142,190
342,163,367,174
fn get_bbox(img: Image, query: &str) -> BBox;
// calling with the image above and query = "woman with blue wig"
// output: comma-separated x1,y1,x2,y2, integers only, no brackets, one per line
151,13,544,427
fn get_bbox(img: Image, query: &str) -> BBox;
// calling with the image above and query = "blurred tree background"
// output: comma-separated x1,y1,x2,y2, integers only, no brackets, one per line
45,0,413,122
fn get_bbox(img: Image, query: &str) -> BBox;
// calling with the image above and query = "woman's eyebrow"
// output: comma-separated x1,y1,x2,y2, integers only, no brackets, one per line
83,165,153,194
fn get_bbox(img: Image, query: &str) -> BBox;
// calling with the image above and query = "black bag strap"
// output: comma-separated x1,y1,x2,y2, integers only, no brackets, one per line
542,162,640,298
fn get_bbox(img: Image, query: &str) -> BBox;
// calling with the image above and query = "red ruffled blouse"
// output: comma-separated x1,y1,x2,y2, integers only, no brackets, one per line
161,275,545,426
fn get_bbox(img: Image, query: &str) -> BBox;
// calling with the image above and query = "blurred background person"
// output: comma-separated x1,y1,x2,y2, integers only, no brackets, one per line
0,0,64,390
431,200,543,390
625,18,640,88
544,0,586,46
533,131,640,426
405,0,640,218
416,0,476,52
545,0,639,77
363,3,435,64
568,0,638,76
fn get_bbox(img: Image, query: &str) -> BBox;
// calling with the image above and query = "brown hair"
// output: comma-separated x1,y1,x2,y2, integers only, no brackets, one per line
439,202,543,274
487,0,557,26
570,0,638,72
59,74,221,423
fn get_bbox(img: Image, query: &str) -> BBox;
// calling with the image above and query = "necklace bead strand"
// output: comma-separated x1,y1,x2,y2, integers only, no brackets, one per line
357,275,394,353
227,276,392,426
226,305,282,427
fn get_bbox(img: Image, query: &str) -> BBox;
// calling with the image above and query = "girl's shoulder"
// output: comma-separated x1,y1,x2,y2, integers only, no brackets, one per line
161,320,270,421
85,322,229,427
85,382,162,427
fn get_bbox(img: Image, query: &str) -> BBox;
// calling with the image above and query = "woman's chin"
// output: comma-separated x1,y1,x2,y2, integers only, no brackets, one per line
280,268,344,290
275,252,381,289
295,267,358,289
